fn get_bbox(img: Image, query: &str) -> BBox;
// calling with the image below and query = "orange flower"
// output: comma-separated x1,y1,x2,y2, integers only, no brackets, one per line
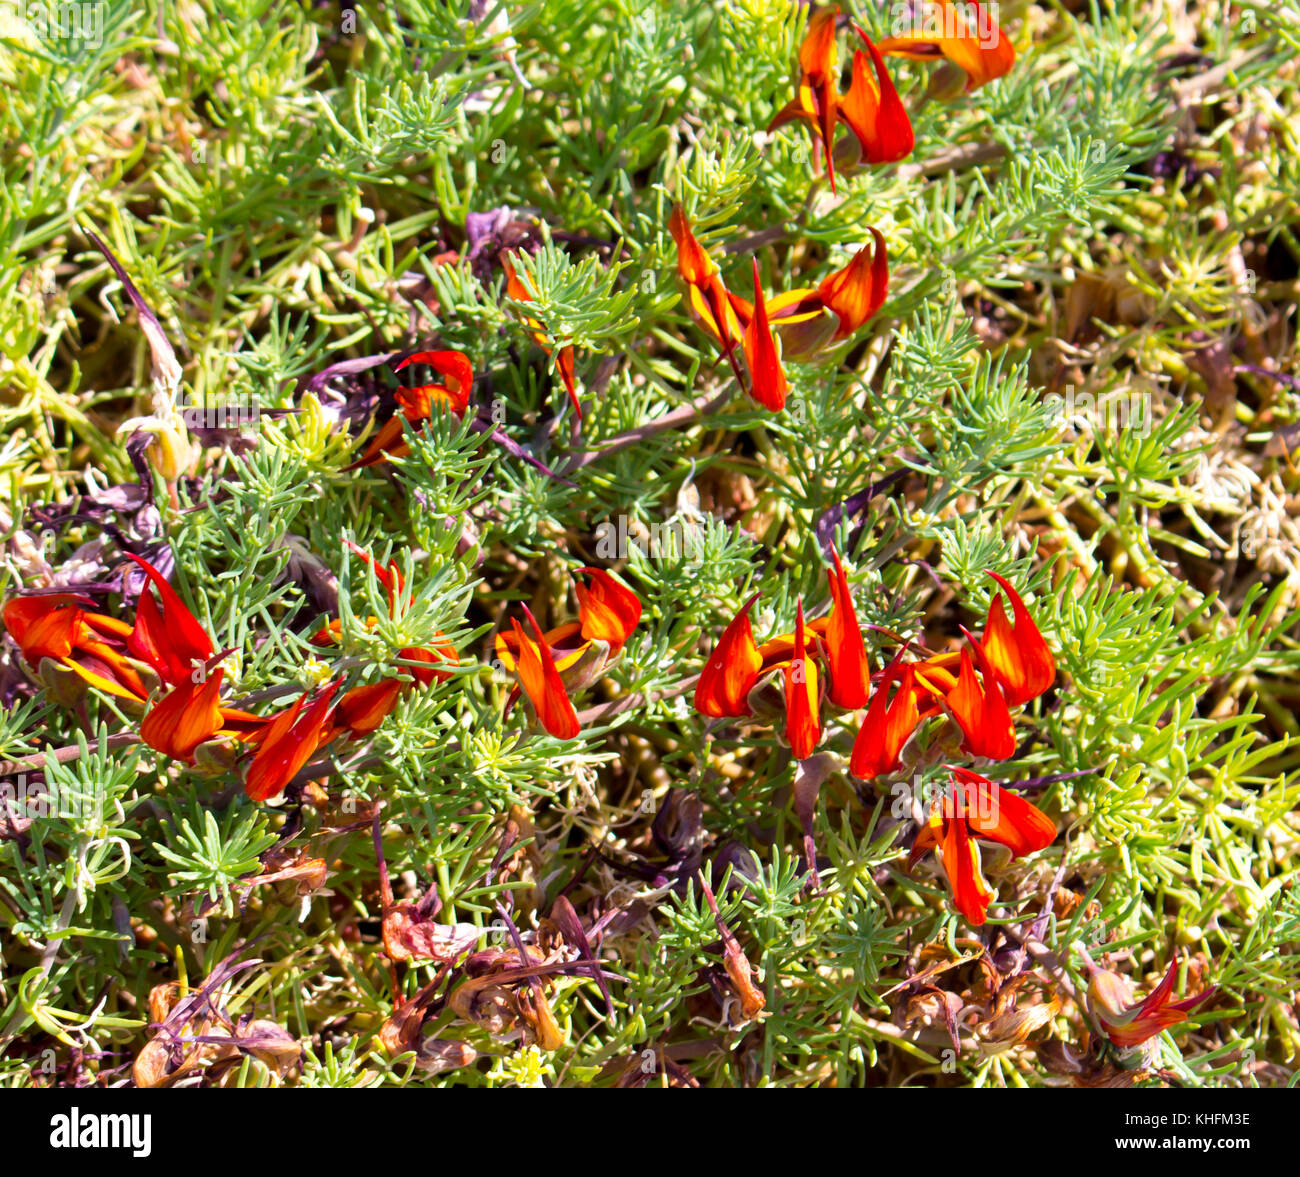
393,350,475,417
909,767,1056,924
244,680,341,802
669,205,747,387
784,601,821,759
979,572,1055,706
849,657,920,779
816,230,889,339
768,5,842,190
123,552,214,687
509,607,581,740
328,679,405,739
503,255,581,419
838,26,914,164
743,258,789,412
573,567,642,650
1,594,86,663
1091,957,1216,1048
944,639,1016,760
346,350,475,469
139,670,227,763
876,0,1015,92
824,546,871,709
693,594,764,718
495,569,641,738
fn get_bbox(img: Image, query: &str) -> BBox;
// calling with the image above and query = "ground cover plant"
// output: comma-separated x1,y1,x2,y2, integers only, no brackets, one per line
0,0,1298,1090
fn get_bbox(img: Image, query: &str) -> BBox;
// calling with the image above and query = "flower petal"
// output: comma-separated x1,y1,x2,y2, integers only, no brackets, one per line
980,571,1056,706
694,594,764,718
824,545,871,708
512,608,581,740
815,229,888,339
784,600,821,759
742,258,788,411
575,567,642,648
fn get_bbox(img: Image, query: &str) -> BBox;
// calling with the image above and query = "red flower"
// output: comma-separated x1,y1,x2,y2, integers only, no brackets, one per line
838,26,914,165
743,258,789,412
693,594,764,718
849,656,920,779
327,679,405,740
139,671,228,763
495,569,642,739
944,639,1016,760
816,230,889,340
670,205,747,388
909,767,1056,924
508,606,581,740
346,350,475,468
876,0,1015,92
979,572,1055,706
824,545,871,709
244,680,341,802
784,601,822,759
768,5,842,191
123,552,213,687
1091,957,1216,1048
573,567,642,650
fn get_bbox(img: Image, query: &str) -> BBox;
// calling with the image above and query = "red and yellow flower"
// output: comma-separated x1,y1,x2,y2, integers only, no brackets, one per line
1089,957,1216,1048
495,567,642,740
876,0,1015,93
670,208,889,409
693,546,871,758
850,571,1055,779
908,767,1056,925
346,350,475,469
2,555,269,763
769,7,914,191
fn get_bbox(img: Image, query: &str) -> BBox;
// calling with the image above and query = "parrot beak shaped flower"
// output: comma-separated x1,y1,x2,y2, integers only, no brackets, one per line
768,5,842,192
816,229,889,339
345,350,475,468
139,669,227,763
574,567,642,650
945,638,1016,760
837,26,914,165
909,768,1056,924
824,545,871,709
503,256,581,419
124,552,214,687
328,679,405,740
1090,957,1216,1048
979,572,1055,706
509,607,581,740
2,594,88,663
669,205,747,388
743,258,789,412
393,349,475,417
784,600,822,759
850,657,920,779
876,0,1015,92
243,680,341,802
693,593,764,718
